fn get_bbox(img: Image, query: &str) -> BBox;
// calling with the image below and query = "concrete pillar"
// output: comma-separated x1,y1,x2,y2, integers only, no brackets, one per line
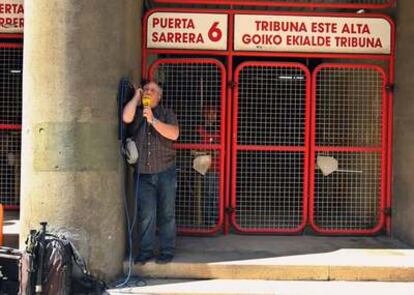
393,1,414,246
20,0,142,279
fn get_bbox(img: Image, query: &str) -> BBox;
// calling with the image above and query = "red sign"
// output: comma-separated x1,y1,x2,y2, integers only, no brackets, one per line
0,0,24,33
234,14,391,54
147,12,228,51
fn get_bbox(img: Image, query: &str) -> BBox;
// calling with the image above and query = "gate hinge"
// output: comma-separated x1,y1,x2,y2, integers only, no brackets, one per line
385,84,394,94
383,207,392,217
228,81,238,88
225,206,235,214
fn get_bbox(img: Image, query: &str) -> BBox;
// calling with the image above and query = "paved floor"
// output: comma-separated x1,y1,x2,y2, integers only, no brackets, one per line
171,234,411,263
107,235,414,294
108,279,414,295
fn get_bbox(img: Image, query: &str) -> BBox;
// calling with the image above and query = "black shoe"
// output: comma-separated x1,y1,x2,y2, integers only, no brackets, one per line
134,254,153,265
155,254,174,264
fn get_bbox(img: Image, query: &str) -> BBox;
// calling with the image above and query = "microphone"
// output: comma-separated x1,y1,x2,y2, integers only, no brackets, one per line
142,95,151,107
142,95,151,126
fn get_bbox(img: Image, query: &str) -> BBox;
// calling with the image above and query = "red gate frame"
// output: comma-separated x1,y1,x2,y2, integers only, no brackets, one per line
232,61,311,233
152,0,396,10
309,63,388,235
142,8,395,235
0,36,23,211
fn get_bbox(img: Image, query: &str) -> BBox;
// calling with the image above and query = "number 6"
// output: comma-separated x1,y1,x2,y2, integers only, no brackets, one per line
208,22,222,42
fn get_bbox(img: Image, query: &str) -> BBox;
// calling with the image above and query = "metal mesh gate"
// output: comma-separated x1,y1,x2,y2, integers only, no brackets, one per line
149,59,226,234
0,44,23,209
310,64,386,234
232,62,310,233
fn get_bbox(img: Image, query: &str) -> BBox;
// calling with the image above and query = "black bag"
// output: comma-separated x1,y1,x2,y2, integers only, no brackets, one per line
20,223,73,295
0,247,21,295
20,223,106,295
69,241,106,295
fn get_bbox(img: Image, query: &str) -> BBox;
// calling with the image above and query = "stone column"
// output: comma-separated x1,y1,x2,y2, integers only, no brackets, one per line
20,0,142,279
393,1,414,246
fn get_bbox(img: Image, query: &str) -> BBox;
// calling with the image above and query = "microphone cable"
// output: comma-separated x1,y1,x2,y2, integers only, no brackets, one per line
115,78,146,288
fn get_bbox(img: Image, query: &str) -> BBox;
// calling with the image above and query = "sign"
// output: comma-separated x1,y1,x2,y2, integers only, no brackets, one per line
147,12,228,50
234,14,391,54
0,0,24,33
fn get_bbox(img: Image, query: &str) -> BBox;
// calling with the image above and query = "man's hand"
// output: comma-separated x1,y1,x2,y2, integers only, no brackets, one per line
143,106,154,123
133,87,144,104
143,109,179,140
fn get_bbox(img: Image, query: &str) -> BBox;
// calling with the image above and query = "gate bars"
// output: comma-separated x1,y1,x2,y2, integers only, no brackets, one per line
142,8,395,235
310,64,387,234
232,62,310,233
0,40,23,210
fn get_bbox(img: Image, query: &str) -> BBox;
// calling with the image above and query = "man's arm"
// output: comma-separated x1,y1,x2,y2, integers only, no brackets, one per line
151,119,179,141
143,107,179,141
122,88,143,123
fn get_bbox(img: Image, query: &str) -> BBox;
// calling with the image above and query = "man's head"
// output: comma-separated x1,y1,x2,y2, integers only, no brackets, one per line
143,81,163,108
202,104,219,123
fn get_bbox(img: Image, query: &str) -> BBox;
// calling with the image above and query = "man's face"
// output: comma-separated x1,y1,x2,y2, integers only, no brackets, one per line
143,82,161,108
203,107,218,123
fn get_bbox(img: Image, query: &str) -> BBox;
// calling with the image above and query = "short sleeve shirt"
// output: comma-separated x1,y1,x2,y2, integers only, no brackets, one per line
128,105,178,174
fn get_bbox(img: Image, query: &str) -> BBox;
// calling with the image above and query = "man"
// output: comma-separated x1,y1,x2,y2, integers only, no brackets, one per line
123,80,179,264
196,104,220,227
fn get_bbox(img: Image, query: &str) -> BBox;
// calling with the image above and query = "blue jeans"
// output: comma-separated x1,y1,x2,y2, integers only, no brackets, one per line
137,165,177,256
203,171,219,225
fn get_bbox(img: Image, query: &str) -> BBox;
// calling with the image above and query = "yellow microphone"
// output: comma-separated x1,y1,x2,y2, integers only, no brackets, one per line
142,95,151,107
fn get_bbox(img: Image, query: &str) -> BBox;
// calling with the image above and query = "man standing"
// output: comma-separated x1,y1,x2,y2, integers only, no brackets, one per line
123,81,179,264
196,104,220,227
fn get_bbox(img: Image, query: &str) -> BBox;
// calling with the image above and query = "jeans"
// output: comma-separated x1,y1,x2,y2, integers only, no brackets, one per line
137,165,177,256
203,171,219,226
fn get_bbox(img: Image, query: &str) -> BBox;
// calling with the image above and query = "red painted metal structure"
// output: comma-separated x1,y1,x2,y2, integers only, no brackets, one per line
0,37,23,210
153,0,396,10
232,62,310,233
309,64,387,234
0,203,3,245
142,8,395,235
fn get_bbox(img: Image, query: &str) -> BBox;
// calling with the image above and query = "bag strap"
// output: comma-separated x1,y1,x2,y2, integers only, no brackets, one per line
65,240,89,275
68,240,107,291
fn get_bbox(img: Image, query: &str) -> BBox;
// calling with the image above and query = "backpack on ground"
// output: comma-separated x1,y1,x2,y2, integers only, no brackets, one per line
20,222,106,295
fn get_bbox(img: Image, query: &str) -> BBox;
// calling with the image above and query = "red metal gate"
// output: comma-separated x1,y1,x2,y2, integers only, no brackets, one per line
231,62,311,233
149,58,226,235
309,64,387,234
0,42,23,210
142,8,395,235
